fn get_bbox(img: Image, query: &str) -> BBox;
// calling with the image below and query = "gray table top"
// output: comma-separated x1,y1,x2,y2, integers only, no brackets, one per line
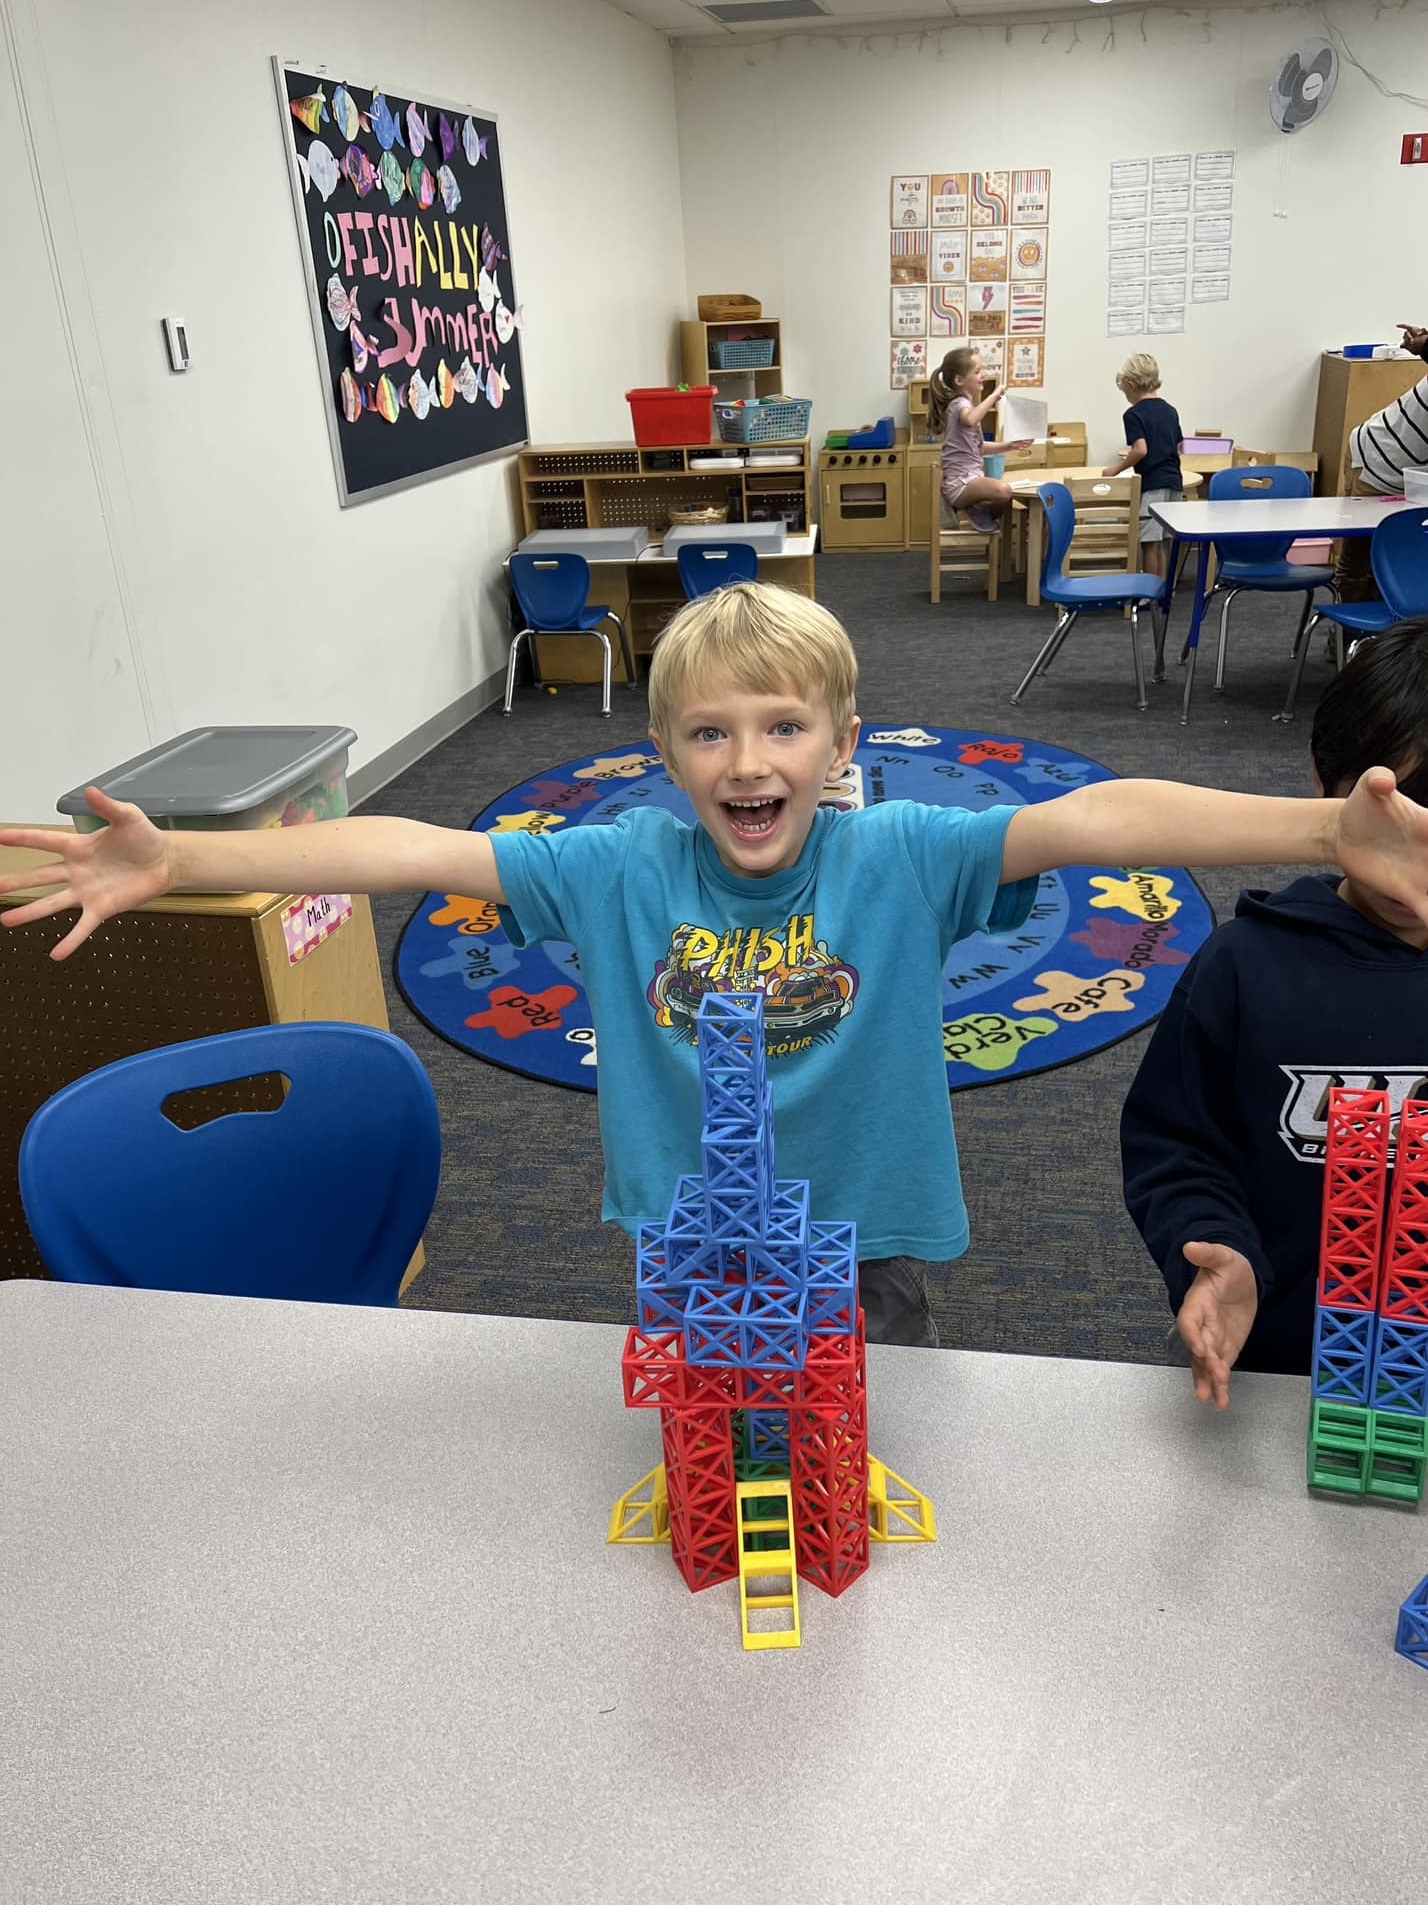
1150,495,1408,539
2,1281,1424,1905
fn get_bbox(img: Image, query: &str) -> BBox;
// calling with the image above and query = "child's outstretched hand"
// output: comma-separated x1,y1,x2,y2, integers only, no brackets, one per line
1333,767,1428,929
0,790,174,961
1176,1241,1258,1410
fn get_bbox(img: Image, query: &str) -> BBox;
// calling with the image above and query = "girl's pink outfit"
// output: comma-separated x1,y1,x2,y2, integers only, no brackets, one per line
940,395,985,501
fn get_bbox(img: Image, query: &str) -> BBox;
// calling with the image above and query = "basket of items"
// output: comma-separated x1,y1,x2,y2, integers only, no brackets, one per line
714,398,813,445
698,293,762,322
669,504,730,527
710,337,777,370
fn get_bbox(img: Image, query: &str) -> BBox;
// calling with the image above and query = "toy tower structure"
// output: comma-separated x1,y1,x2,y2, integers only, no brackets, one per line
609,991,934,1647
1308,1088,1428,1503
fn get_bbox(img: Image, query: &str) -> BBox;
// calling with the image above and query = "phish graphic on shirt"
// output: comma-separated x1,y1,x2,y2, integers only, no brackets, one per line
648,915,859,1060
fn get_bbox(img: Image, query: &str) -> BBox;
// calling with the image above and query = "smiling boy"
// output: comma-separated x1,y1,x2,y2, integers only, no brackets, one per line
6,583,1428,1348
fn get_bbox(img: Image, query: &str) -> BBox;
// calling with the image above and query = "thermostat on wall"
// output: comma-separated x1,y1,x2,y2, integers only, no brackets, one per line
162,318,190,373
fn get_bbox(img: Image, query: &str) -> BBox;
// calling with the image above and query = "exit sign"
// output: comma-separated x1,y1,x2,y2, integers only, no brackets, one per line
1403,133,1428,163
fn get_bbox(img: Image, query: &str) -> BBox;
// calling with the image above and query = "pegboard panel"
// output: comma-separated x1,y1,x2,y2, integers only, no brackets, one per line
593,477,731,529
528,450,639,477
0,908,272,1279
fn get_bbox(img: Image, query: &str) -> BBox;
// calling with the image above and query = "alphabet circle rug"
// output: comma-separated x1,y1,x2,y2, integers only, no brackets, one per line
394,724,1214,1092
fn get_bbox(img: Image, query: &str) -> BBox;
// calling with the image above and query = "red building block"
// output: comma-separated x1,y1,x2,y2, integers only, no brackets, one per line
660,1406,739,1591
1317,1089,1392,1311
1382,1099,1428,1326
790,1315,870,1597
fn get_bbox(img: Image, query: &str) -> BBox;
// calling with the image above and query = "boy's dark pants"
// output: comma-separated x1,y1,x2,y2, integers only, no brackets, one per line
859,1256,940,1348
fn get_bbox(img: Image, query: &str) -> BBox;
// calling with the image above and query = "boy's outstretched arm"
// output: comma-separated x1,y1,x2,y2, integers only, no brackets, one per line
1002,769,1428,924
0,788,503,961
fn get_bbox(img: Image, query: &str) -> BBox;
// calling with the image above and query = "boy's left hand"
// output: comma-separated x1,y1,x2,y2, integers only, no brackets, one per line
1334,767,1428,928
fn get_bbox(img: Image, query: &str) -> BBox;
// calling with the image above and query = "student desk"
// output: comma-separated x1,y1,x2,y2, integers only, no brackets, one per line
4,1279,1424,1905
1012,468,1203,607
1149,496,1406,723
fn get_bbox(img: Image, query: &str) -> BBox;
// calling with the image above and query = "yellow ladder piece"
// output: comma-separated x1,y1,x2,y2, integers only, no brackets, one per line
736,1480,801,1651
867,1455,938,1543
607,1463,671,1545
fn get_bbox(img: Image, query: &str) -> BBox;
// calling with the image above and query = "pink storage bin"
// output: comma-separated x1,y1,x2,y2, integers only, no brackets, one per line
1287,539,1333,565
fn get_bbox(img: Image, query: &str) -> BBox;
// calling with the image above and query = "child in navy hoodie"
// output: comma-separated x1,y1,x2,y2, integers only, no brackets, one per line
1121,621,1428,1408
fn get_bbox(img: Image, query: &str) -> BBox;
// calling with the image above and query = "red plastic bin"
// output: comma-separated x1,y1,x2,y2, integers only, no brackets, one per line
626,386,715,448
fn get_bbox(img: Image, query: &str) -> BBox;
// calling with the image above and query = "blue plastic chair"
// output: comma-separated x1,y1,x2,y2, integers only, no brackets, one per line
1282,506,1428,718
1195,467,1336,695
1010,483,1168,711
676,542,760,600
506,553,635,717
19,1022,441,1305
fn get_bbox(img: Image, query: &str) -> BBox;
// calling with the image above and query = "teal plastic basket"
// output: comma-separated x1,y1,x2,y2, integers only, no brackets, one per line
715,398,813,444
711,338,776,370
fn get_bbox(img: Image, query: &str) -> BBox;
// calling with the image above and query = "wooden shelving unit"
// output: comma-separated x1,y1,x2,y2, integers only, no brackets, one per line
1312,351,1426,494
679,318,785,404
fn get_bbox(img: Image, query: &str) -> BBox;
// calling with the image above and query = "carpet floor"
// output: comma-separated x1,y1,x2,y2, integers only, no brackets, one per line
361,551,1336,1363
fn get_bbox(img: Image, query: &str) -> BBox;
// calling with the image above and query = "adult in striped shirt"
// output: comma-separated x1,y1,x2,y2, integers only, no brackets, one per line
1339,323,1428,601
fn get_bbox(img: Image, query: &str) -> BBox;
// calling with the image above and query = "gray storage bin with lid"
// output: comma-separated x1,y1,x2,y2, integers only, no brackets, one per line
57,726,357,833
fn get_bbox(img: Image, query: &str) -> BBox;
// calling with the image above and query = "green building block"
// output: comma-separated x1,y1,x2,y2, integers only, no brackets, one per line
1307,1400,1371,1494
1367,1410,1428,1504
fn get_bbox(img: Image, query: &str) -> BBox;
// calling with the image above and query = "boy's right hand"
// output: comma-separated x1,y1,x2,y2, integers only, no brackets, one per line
1175,1240,1259,1411
1398,322,1428,358
0,790,174,961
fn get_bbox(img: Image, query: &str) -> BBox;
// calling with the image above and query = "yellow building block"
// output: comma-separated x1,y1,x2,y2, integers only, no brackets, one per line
736,1480,801,1651
607,1464,671,1545
867,1455,937,1543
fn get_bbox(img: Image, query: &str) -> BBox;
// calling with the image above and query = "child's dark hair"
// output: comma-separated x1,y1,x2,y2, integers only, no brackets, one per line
927,346,978,437
1311,618,1428,805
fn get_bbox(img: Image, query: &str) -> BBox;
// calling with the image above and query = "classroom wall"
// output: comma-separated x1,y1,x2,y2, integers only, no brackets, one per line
673,1,1428,460
1,0,684,821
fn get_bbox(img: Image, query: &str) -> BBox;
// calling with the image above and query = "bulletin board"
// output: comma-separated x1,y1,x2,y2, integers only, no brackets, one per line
889,169,1050,392
275,60,529,506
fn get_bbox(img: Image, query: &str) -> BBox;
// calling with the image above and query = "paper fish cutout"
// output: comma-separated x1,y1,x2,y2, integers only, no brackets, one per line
405,102,429,155
480,225,506,273
325,275,361,332
289,89,327,135
454,356,481,405
438,111,458,162
462,118,487,166
305,139,339,202
350,319,377,375
407,368,435,420
373,374,401,423
339,368,363,423
485,364,510,409
436,360,456,408
408,156,436,210
477,266,498,314
494,300,525,345
367,91,405,151
342,144,379,198
380,148,405,205
331,83,360,143
437,164,461,213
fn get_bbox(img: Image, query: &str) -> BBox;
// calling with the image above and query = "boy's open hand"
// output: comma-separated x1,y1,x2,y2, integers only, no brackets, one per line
0,790,174,961
1334,767,1428,928
1176,1241,1258,1410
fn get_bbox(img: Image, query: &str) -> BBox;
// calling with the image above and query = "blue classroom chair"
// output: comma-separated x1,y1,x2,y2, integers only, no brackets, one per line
1010,483,1168,711
676,542,760,600
19,1022,441,1306
1282,506,1428,718
506,553,636,718
1196,467,1336,695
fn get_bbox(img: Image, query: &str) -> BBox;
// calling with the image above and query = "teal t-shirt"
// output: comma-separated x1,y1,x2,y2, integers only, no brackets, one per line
493,802,1033,1261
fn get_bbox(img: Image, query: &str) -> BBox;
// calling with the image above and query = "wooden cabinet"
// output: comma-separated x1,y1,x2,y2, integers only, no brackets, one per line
680,318,785,404
0,839,425,1292
818,448,906,550
1313,352,1425,494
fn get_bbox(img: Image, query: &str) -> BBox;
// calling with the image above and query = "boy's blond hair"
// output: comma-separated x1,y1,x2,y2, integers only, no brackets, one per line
1116,352,1161,399
647,581,858,738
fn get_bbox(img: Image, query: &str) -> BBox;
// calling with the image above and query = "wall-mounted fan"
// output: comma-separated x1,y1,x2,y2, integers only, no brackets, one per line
1269,37,1340,134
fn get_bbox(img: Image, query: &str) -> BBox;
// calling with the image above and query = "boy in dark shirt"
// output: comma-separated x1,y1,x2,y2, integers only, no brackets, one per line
1102,352,1184,578
1121,620,1428,1408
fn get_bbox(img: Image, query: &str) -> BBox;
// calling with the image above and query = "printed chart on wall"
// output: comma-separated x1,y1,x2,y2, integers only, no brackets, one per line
394,726,1214,1096
275,60,529,504
889,171,1050,391
1105,150,1234,340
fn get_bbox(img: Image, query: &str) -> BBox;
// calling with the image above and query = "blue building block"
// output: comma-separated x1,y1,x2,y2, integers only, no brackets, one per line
697,994,769,1125
766,1180,810,1252
1311,1304,1376,1405
1395,1573,1428,1672
747,1409,791,1463
684,1285,748,1366
1373,1317,1428,1417
740,1285,808,1368
701,1122,775,1240
806,1220,858,1335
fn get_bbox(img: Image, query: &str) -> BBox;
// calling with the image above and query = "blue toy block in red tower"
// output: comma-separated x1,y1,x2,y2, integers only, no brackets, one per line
1395,1573,1428,1671
1372,1317,1428,1417
747,1408,791,1463
1311,1305,1376,1405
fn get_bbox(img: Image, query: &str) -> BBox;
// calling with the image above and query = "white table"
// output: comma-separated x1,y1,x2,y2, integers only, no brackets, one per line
636,528,819,562
1149,497,1406,723
2,1280,1424,1905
